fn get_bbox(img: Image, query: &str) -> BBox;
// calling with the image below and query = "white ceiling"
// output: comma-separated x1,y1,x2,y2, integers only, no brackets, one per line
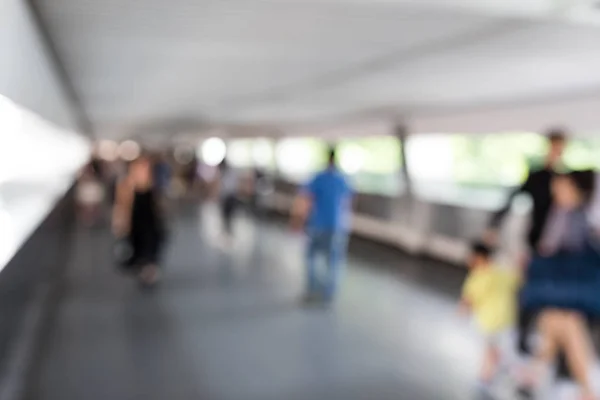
32,0,600,138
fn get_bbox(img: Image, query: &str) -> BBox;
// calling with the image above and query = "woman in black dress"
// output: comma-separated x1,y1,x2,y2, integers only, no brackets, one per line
113,156,165,285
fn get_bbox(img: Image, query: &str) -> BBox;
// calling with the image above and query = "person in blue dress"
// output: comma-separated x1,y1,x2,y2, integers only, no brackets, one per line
291,147,353,303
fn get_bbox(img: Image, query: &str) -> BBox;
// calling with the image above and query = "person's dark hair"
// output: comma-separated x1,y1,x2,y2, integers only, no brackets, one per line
567,170,596,202
471,241,493,259
327,147,336,166
547,128,567,144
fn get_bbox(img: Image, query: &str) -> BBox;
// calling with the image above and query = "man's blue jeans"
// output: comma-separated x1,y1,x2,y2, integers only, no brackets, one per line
306,230,348,300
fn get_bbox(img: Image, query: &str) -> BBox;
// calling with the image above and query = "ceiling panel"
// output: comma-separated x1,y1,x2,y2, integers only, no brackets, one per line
32,0,600,137
244,21,600,121
33,0,500,135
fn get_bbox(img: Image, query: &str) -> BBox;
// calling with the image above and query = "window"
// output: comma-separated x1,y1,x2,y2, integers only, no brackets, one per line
406,133,547,208
563,139,600,171
452,133,547,187
198,137,227,166
407,133,547,188
405,134,454,183
225,138,276,170
336,136,402,196
226,139,253,168
275,138,328,183
251,138,275,170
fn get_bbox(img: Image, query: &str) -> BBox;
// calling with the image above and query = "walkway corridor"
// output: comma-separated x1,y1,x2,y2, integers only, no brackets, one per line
31,204,479,400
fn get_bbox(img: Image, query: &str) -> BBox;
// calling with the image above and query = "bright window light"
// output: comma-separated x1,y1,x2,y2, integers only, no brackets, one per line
276,138,327,181
200,137,226,166
276,139,310,175
118,140,141,161
338,143,366,175
406,135,454,181
252,138,274,168
226,140,253,167
333,136,401,196
98,140,118,161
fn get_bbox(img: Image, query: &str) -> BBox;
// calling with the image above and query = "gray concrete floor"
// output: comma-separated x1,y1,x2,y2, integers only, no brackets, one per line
30,203,483,400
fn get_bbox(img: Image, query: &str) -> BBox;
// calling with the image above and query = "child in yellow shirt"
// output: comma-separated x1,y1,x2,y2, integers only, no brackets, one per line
460,242,520,391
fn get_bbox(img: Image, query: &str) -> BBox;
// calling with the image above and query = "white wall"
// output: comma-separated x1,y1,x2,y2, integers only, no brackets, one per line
0,0,80,130
0,0,89,270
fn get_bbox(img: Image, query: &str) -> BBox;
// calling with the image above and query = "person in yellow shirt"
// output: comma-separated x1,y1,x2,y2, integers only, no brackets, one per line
459,242,520,391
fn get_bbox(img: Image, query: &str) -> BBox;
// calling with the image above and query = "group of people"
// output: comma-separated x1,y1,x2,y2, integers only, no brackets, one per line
75,132,600,396
460,130,600,399
287,131,600,398
75,153,170,287
76,149,269,287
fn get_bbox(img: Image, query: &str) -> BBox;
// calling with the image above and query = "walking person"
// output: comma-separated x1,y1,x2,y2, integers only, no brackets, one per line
76,162,106,227
519,170,600,399
459,242,520,395
486,130,567,258
291,147,353,304
484,129,570,373
218,160,240,245
113,155,166,287
252,167,272,218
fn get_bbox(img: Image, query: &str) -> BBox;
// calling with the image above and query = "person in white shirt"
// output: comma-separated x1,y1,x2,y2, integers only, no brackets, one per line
76,162,105,226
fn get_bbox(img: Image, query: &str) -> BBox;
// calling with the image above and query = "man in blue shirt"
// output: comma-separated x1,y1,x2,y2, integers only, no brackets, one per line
291,148,353,303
